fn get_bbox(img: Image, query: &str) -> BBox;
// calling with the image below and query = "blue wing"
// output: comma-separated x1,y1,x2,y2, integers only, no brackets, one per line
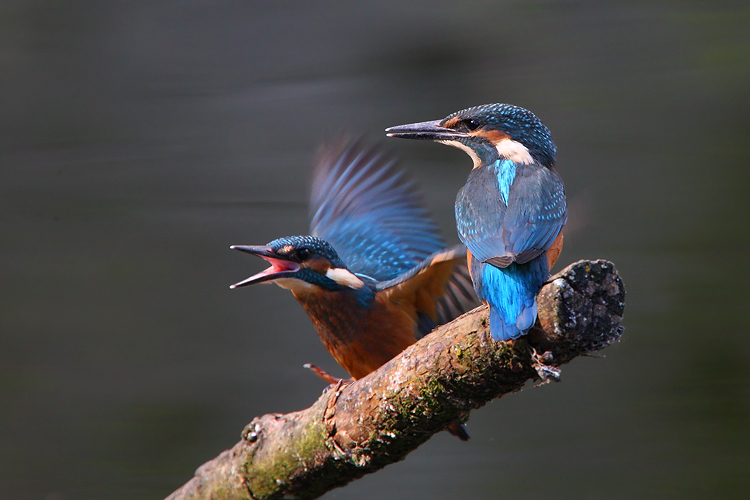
311,138,478,325
310,138,445,281
456,160,567,266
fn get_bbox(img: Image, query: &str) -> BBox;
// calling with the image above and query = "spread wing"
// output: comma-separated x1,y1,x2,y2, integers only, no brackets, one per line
311,138,478,328
376,245,478,336
310,138,445,281
456,161,567,267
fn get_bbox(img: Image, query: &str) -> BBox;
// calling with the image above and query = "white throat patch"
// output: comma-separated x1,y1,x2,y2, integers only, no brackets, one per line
495,138,534,164
438,140,481,169
275,277,316,294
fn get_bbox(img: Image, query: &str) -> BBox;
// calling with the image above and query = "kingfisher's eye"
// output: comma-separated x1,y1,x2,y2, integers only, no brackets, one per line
463,118,480,131
297,248,311,260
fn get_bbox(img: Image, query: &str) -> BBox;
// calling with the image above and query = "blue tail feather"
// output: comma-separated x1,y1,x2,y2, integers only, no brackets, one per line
472,254,548,341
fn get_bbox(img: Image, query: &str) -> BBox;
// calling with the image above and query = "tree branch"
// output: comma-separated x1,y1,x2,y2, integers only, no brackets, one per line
167,259,625,500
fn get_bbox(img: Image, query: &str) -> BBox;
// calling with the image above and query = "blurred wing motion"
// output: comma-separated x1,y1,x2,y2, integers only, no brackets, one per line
310,138,477,327
311,139,441,280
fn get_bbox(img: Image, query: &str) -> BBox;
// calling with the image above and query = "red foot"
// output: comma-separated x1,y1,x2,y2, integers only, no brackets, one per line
303,363,354,385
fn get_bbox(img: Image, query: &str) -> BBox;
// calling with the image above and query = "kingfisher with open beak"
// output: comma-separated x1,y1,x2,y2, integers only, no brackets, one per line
386,104,567,341
230,139,476,439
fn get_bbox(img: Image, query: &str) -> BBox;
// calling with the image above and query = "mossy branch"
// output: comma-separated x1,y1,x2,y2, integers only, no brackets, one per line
166,259,625,500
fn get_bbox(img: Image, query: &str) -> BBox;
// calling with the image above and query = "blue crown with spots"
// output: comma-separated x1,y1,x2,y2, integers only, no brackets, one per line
268,235,347,268
445,103,557,168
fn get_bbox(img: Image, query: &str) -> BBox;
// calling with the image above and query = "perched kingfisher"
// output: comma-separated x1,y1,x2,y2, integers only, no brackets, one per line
230,139,476,438
386,104,567,341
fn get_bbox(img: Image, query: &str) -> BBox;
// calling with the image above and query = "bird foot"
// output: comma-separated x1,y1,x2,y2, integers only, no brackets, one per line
303,363,354,386
530,348,560,383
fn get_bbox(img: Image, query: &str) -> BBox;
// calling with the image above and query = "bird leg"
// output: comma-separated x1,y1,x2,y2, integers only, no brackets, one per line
303,363,354,385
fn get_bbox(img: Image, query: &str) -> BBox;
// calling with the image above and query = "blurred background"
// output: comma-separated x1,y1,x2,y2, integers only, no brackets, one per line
1,1,749,498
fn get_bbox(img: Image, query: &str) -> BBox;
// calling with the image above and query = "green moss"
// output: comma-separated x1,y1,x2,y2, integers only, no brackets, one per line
381,376,453,434
452,338,484,372
421,377,448,412
246,418,329,499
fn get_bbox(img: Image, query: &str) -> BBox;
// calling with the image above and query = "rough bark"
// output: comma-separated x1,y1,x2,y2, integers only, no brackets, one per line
167,259,625,500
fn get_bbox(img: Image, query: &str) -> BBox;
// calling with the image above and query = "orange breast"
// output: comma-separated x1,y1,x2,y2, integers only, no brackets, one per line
297,291,420,380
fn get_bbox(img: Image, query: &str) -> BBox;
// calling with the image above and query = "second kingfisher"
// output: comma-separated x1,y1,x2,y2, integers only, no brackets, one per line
229,140,476,438
386,104,567,341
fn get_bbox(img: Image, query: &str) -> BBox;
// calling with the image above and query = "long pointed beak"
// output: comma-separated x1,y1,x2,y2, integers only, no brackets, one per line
385,119,468,141
229,245,301,288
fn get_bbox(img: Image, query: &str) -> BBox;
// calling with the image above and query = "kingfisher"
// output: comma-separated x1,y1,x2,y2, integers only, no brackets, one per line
386,103,567,341
230,139,476,439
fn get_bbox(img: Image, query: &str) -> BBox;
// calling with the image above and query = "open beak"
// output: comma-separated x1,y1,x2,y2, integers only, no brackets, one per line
229,245,301,289
385,119,468,141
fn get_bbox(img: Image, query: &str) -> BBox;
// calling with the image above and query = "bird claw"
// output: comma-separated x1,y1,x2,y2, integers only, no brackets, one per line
530,349,560,382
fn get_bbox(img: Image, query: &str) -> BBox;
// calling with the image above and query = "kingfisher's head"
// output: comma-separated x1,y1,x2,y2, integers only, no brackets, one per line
386,103,556,169
230,235,364,295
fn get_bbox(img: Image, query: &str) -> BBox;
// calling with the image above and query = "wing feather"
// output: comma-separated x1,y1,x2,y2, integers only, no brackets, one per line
376,245,479,336
456,161,567,266
310,138,444,281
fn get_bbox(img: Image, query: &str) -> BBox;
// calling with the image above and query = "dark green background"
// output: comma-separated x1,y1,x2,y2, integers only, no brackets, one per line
2,1,748,498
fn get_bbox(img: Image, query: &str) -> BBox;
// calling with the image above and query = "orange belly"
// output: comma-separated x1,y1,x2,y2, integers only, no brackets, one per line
298,291,420,380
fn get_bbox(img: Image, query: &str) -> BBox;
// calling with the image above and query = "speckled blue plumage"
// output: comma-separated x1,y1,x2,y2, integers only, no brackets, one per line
444,103,557,168
267,235,345,267
456,159,566,266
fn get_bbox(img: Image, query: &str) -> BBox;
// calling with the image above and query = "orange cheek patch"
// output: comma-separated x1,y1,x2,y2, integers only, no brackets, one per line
470,129,508,144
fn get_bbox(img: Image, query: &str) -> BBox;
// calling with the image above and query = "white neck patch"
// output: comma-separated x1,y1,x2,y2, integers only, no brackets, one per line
495,138,534,164
326,268,364,289
438,140,481,169
275,277,316,294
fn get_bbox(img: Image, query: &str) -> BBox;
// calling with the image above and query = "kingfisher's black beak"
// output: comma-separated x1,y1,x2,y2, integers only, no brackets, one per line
229,245,301,288
385,120,468,141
